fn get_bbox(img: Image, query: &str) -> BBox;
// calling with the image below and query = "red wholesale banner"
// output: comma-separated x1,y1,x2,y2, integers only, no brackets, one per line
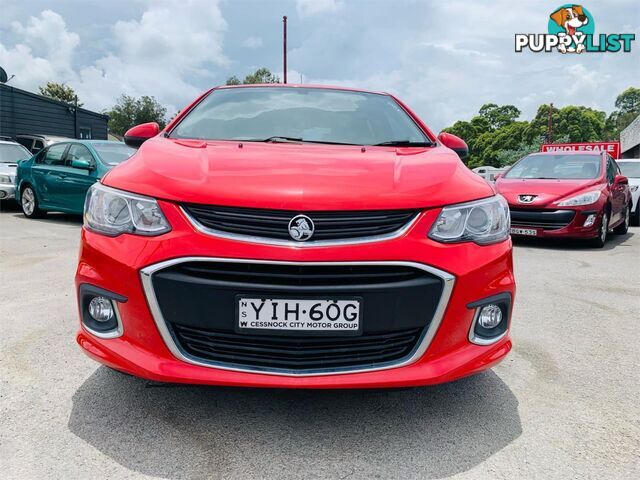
540,142,621,159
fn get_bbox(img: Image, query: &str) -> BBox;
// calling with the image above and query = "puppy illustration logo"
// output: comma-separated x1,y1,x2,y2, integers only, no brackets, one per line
548,5,593,53
515,5,634,54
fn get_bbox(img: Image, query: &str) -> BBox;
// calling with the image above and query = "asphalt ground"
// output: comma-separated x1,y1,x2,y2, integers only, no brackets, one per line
1,201,638,479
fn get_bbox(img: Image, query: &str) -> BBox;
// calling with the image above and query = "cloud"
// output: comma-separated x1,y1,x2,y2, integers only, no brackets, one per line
0,1,228,115
0,10,78,89
112,1,227,70
1,0,637,131
296,0,343,17
420,41,503,67
242,36,263,49
10,10,79,69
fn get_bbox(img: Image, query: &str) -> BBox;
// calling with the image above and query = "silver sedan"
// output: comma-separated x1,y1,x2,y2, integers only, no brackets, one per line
0,140,32,201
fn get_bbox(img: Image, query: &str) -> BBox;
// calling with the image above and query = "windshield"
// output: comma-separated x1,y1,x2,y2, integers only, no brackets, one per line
0,144,31,163
92,143,136,165
505,154,602,179
170,87,430,145
618,161,640,178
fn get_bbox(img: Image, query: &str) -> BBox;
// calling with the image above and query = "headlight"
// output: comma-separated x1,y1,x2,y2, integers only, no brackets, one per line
0,174,13,184
84,183,170,236
631,185,639,192
557,190,601,207
428,195,510,245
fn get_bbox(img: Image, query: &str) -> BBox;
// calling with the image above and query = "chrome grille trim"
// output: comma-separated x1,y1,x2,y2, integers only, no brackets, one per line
180,207,421,247
140,257,455,377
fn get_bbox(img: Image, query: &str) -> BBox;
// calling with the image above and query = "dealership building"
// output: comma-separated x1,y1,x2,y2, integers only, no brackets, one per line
0,84,108,141
620,114,640,158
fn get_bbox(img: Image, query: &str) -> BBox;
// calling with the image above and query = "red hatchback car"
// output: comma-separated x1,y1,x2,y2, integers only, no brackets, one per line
76,85,515,388
496,152,632,247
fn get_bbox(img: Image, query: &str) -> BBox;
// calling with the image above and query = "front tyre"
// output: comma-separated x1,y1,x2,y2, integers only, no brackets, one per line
590,210,608,248
21,186,45,219
613,204,630,235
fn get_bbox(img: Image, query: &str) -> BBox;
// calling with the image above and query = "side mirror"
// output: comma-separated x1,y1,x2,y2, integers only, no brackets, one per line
71,158,93,170
124,122,160,148
614,174,628,186
438,132,469,160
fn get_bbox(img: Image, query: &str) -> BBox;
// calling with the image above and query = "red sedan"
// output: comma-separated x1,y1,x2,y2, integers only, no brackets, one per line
496,151,632,247
75,85,514,388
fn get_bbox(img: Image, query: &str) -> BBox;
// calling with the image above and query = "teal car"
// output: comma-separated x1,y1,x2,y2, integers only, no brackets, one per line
16,140,136,217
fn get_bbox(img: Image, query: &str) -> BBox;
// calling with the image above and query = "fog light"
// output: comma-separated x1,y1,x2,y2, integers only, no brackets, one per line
583,214,596,227
88,297,114,323
478,304,503,329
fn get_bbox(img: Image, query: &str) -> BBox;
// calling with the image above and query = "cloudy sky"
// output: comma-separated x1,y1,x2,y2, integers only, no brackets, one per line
1,0,638,131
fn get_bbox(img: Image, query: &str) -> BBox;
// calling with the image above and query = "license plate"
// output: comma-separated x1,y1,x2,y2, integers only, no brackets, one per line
510,227,538,236
237,297,361,334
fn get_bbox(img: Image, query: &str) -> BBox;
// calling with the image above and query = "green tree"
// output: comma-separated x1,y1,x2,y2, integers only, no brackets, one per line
443,104,521,167
38,82,83,107
478,103,521,131
495,134,570,167
442,87,635,169
524,104,605,144
226,67,281,85
470,121,529,168
107,95,167,136
604,87,640,139
615,86,640,113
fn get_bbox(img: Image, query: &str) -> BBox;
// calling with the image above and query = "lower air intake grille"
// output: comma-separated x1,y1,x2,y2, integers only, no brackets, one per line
510,209,575,230
173,325,422,370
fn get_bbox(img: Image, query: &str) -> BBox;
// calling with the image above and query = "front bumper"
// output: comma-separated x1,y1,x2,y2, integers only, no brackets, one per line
509,204,604,239
0,183,16,200
75,201,515,388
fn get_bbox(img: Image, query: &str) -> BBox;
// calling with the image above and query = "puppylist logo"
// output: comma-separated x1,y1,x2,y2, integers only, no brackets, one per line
515,4,635,54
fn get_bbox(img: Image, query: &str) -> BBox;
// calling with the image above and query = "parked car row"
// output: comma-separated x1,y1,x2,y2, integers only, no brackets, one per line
4,134,637,253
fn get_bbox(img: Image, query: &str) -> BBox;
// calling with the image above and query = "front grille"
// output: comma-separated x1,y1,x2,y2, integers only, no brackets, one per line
149,261,445,373
173,325,422,370
510,209,575,230
182,204,417,242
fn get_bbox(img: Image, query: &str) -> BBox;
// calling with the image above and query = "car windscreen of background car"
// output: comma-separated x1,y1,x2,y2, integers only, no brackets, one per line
0,144,31,163
93,143,136,165
619,162,640,178
170,87,429,145
505,154,602,179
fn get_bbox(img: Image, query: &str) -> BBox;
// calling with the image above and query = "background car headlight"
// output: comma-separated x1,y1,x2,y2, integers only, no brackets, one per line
631,185,639,192
557,190,601,207
84,183,170,236
0,174,12,184
428,195,510,245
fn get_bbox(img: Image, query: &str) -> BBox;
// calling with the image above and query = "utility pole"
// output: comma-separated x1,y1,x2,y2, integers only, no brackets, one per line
74,94,79,139
547,102,554,143
283,16,287,84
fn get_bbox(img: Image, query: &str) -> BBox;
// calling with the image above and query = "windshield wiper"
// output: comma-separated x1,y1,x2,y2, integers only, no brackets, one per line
372,140,435,147
247,136,304,143
244,136,358,146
